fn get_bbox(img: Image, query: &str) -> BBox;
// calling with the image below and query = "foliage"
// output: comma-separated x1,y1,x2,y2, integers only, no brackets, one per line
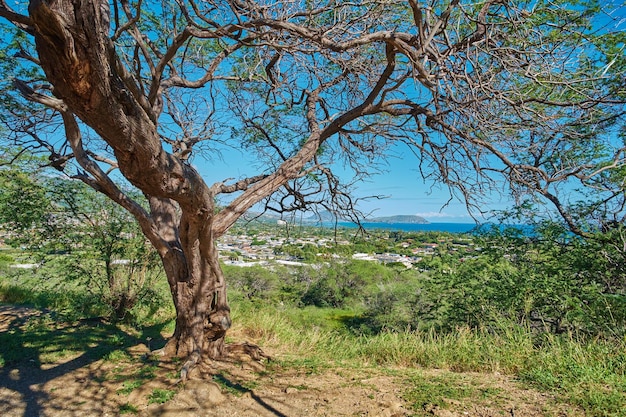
1,0,625,363
464,222,626,336
0,166,50,246
232,299,626,417
0,253,13,272
2,225,626,415
118,403,139,414
0,163,166,323
326,220,624,338
300,260,392,308
224,264,280,302
53,183,166,322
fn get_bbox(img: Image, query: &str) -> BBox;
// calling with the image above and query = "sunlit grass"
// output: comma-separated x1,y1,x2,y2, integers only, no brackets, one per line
232,300,626,416
2,259,626,416
147,388,176,404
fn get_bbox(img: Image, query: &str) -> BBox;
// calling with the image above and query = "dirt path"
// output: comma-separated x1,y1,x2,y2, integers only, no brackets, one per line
0,306,580,417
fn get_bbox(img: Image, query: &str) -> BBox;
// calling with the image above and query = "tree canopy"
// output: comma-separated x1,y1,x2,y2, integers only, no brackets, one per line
0,0,623,230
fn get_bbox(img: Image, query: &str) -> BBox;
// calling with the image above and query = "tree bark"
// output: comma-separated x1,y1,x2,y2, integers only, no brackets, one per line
26,0,235,364
161,237,231,361
147,198,232,363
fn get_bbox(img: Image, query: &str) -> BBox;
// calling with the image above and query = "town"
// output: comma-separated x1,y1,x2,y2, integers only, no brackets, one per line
217,222,479,268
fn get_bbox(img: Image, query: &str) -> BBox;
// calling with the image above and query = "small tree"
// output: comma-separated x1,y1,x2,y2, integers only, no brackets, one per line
44,178,165,321
0,1,624,376
0,154,49,246
0,162,164,321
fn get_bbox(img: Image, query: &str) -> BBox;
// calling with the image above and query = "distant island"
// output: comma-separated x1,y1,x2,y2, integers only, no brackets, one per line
305,211,429,224
241,211,430,225
362,215,429,224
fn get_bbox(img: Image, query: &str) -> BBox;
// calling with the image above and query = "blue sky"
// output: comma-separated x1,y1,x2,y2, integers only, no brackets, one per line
332,148,509,223
192,143,507,224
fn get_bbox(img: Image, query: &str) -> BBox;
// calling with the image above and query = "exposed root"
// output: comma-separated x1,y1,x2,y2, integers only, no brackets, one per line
225,342,271,362
155,340,270,382
180,350,202,382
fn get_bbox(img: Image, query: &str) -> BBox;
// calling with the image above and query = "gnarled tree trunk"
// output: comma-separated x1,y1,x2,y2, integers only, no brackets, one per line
26,0,236,364
162,237,231,361
151,198,232,364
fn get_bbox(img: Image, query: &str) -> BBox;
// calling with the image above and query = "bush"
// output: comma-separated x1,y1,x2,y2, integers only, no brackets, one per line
301,260,392,308
224,264,280,301
0,252,14,272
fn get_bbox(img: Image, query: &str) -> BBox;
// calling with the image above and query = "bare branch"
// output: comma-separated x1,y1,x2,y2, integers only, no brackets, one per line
60,110,171,255
13,79,67,112
0,0,33,32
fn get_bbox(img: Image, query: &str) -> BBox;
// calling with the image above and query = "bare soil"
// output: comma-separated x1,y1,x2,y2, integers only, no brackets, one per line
0,305,581,417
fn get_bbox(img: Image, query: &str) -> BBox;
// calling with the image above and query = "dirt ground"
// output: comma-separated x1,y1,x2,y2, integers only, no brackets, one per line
0,305,581,417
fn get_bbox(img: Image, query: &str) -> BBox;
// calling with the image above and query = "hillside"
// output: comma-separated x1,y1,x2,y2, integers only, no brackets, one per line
0,305,580,417
238,211,430,225
302,211,429,224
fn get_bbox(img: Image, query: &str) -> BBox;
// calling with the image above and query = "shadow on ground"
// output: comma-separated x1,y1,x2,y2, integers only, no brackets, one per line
0,305,168,417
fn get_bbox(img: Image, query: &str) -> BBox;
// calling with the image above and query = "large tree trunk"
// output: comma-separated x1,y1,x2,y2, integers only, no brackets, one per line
26,1,237,366
161,233,231,361
149,198,232,364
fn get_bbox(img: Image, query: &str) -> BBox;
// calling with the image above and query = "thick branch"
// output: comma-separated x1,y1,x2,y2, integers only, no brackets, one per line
13,79,66,112
211,174,269,194
0,1,33,32
60,110,172,256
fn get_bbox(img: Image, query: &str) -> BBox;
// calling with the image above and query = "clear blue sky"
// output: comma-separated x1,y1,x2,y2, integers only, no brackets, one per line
336,148,509,223
193,144,507,224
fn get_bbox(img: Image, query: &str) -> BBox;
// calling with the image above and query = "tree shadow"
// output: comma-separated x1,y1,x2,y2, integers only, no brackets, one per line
0,305,169,416
213,373,289,417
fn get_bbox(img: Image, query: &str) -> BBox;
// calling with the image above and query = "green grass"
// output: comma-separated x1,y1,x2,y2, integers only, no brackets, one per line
0,312,138,367
3,259,626,416
119,403,139,414
403,371,503,415
147,388,176,404
233,301,626,417
0,254,173,325
518,334,626,416
117,380,143,395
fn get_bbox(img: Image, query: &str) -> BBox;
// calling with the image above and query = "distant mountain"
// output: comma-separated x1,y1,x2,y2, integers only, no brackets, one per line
307,211,340,222
364,215,429,224
239,211,430,225
306,211,429,224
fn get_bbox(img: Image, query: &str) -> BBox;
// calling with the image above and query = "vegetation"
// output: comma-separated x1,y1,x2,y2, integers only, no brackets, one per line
2,207,626,414
0,165,167,322
0,1,625,413
1,0,624,371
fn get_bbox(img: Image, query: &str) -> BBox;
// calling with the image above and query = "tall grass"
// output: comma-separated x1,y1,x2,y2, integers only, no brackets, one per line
231,300,626,416
3,266,625,416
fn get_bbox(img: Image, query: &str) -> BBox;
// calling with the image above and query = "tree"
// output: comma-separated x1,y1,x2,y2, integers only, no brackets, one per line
0,160,164,321
0,0,624,375
43,178,165,322
0,164,49,245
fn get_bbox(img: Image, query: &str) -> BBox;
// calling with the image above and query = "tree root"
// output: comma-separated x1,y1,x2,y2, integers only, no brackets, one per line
225,342,271,362
172,342,269,382
180,350,202,382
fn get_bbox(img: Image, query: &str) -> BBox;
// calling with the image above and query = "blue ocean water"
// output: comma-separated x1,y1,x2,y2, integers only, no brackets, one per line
335,222,478,233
